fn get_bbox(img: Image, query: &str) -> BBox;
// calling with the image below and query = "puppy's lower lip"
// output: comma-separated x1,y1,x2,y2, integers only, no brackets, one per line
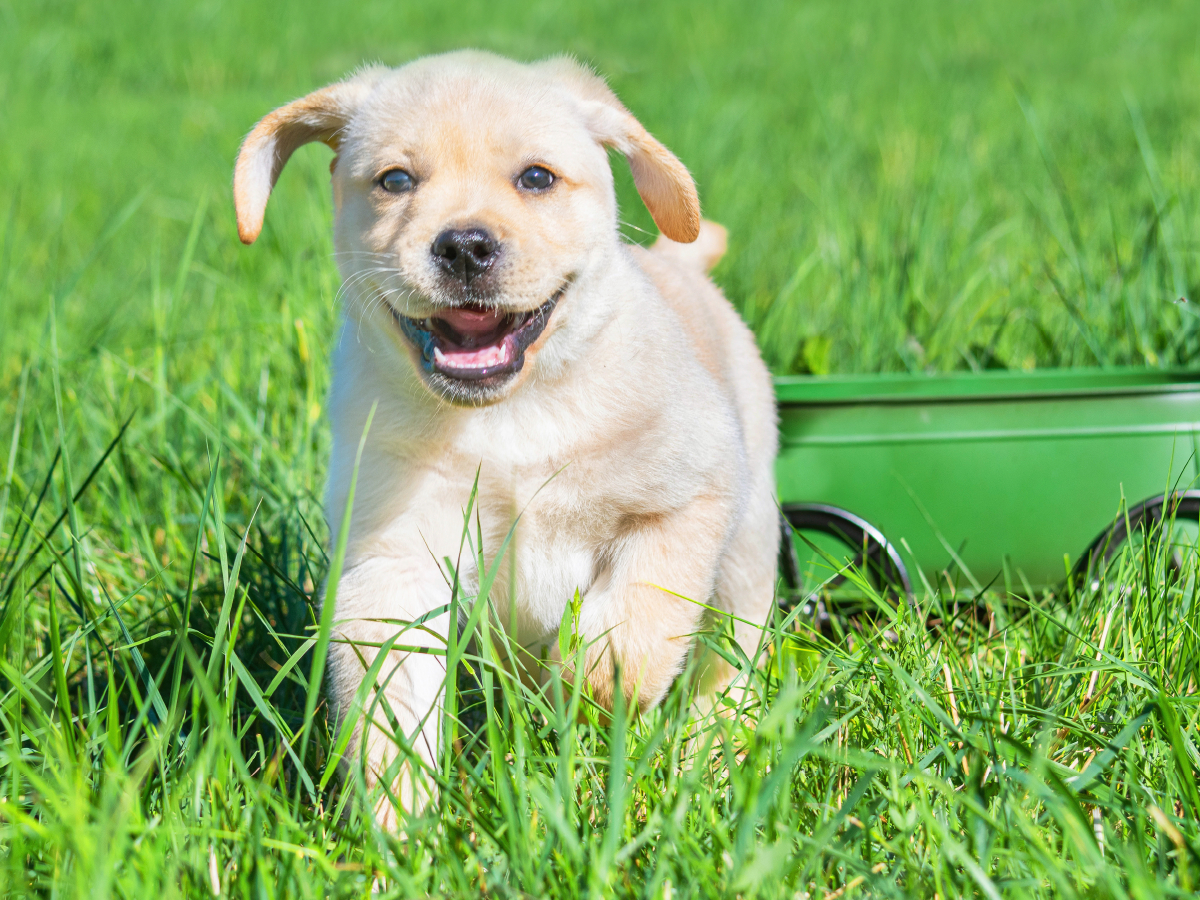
391,290,562,385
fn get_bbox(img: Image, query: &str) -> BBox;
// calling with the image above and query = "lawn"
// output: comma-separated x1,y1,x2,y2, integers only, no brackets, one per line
1,0,1199,896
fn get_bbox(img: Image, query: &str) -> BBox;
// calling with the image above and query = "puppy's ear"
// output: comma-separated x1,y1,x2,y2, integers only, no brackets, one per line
233,70,382,244
540,57,701,243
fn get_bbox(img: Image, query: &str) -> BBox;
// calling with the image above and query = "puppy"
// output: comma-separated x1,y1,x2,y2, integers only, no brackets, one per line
233,51,778,825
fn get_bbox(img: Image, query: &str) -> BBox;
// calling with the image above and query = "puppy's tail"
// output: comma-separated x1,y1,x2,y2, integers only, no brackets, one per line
650,219,727,274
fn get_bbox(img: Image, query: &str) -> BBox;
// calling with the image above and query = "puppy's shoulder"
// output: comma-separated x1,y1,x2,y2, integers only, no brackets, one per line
625,230,740,386
625,227,778,463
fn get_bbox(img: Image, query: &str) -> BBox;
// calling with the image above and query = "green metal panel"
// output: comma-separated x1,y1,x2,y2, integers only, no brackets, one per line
774,368,1200,590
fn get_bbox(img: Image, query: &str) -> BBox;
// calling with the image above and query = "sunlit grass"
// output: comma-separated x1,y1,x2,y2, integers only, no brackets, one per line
2,0,1200,896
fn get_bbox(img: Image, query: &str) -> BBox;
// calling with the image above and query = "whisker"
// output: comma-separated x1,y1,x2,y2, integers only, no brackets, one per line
618,219,658,239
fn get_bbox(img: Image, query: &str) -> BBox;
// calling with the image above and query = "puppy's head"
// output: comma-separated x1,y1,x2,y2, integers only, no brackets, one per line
234,52,700,405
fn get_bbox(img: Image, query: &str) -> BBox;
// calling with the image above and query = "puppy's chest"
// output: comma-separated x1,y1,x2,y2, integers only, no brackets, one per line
464,469,632,639
427,408,688,638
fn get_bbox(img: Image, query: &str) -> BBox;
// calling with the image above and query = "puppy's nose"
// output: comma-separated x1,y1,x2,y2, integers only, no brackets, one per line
430,228,500,281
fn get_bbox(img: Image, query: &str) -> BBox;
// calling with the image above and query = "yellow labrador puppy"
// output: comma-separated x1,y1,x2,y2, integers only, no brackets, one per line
234,51,777,825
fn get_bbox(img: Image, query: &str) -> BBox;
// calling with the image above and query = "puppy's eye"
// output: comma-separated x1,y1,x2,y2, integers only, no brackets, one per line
517,166,555,191
380,169,415,193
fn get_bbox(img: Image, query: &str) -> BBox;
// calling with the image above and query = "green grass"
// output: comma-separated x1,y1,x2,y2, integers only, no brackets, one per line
2,0,1200,896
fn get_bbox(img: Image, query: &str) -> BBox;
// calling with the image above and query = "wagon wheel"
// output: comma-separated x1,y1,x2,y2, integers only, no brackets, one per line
778,504,913,626
1068,490,1200,593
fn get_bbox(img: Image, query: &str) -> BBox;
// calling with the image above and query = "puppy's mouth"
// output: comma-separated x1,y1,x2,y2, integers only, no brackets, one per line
392,291,562,384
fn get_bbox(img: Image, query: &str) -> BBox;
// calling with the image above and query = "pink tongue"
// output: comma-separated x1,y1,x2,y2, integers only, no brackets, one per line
437,307,505,336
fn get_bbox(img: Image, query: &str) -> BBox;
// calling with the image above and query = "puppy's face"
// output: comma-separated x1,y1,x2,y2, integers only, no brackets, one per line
333,58,615,403
234,52,700,405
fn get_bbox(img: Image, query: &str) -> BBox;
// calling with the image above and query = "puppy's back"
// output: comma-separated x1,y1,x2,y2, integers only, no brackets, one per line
649,220,728,275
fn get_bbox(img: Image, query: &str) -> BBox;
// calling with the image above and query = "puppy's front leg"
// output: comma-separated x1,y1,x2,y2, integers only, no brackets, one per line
571,497,734,711
325,556,451,828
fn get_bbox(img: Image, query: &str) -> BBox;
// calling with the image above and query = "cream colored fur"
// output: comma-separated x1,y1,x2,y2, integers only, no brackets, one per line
233,51,778,828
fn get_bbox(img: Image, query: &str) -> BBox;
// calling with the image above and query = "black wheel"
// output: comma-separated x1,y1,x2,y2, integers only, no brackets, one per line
778,504,913,614
1068,490,1200,593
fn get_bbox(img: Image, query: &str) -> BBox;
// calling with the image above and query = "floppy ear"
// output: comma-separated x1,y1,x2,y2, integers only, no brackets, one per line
540,57,701,243
233,70,382,244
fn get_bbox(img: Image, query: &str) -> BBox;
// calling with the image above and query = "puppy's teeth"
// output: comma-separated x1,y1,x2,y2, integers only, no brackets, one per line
424,317,434,330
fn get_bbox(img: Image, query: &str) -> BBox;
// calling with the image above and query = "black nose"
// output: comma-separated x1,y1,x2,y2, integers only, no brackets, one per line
430,228,500,281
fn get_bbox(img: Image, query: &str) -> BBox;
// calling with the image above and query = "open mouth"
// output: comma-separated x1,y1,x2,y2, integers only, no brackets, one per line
392,291,562,384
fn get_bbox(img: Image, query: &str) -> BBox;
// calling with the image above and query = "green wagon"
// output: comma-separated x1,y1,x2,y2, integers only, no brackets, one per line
774,368,1200,602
